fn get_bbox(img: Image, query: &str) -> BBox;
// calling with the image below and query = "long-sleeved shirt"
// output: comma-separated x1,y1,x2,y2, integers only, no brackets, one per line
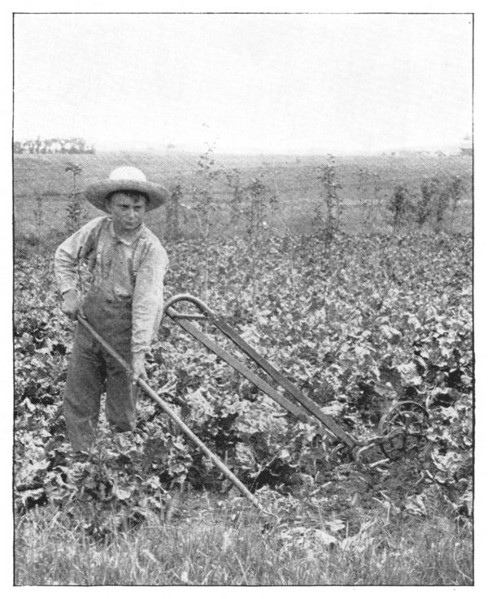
54,216,169,354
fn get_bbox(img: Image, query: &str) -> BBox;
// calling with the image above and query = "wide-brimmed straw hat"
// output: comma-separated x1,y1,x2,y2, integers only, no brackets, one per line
85,166,168,212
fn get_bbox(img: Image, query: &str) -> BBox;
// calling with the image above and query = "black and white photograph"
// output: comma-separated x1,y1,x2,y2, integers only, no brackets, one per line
10,2,478,588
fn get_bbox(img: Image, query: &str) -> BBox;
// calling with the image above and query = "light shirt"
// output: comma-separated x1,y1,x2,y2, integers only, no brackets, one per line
54,216,169,353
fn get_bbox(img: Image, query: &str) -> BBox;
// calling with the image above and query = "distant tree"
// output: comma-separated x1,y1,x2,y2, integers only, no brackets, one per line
415,177,441,226
448,175,465,232
388,184,412,229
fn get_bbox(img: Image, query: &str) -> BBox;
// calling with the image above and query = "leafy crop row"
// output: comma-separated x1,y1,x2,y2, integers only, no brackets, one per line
14,225,472,533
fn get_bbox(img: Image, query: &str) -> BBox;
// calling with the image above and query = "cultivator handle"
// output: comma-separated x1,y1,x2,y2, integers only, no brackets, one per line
163,294,358,449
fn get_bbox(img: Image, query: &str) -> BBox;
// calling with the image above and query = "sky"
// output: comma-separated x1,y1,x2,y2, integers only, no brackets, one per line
13,12,473,154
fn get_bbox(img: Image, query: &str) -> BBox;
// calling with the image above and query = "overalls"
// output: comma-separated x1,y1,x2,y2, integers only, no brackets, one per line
63,224,141,452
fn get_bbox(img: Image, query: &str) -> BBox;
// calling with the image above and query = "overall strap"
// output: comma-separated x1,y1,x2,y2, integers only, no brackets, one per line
129,234,144,285
78,218,106,267
76,218,107,294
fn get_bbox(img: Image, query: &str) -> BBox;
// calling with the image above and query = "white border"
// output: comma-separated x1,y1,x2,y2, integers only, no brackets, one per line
3,2,485,597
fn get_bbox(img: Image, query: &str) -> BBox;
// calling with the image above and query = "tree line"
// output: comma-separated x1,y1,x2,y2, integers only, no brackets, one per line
14,137,95,155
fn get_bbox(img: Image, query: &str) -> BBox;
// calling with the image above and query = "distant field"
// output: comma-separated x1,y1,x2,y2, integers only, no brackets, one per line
13,150,473,243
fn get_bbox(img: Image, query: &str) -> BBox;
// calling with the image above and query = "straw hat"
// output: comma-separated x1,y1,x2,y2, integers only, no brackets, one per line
85,166,168,212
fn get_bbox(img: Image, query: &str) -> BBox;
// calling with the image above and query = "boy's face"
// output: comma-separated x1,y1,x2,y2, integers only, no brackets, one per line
107,192,147,233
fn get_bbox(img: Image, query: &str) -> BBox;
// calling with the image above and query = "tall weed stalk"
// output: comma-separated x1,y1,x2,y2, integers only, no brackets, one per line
315,155,343,250
64,162,85,235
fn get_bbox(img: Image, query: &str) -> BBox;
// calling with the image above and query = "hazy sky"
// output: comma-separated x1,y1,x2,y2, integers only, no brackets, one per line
13,12,473,154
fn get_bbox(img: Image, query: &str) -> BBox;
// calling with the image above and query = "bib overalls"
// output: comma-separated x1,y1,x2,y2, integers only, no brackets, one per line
63,225,141,452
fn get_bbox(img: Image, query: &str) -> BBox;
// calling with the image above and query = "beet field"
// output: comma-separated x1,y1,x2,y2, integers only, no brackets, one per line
13,151,473,585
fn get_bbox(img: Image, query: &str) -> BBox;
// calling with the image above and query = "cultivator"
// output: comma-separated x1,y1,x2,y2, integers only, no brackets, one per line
163,294,431,465
75,293,430,513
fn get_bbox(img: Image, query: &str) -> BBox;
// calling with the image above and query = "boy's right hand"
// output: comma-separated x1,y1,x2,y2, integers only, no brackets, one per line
61,289,81,320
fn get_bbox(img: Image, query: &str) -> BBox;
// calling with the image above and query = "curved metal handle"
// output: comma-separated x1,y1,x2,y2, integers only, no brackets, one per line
162,293,357,448
163,294,214,319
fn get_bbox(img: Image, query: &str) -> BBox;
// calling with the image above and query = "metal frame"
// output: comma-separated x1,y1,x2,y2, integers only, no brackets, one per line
164,294,359,448
163,294,430,462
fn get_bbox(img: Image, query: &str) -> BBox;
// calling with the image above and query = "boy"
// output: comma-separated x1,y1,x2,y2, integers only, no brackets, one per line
54,166,169,452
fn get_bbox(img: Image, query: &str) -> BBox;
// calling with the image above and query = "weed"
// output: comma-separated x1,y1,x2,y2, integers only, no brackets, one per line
166,183,183,241
190,143,222,302
64,162,85,235
388,184,412,229
315,155,343,248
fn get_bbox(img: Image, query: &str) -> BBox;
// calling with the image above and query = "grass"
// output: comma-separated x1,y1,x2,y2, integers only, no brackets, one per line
15,490,473,585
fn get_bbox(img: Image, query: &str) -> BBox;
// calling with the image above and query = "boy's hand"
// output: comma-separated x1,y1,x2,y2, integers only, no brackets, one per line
61,289,81,320
132,352,147,384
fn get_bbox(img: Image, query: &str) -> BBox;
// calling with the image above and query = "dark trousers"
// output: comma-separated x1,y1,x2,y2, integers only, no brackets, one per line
63,293,139,451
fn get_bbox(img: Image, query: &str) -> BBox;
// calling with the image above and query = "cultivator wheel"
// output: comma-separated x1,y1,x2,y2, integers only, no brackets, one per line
378,401,430,460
